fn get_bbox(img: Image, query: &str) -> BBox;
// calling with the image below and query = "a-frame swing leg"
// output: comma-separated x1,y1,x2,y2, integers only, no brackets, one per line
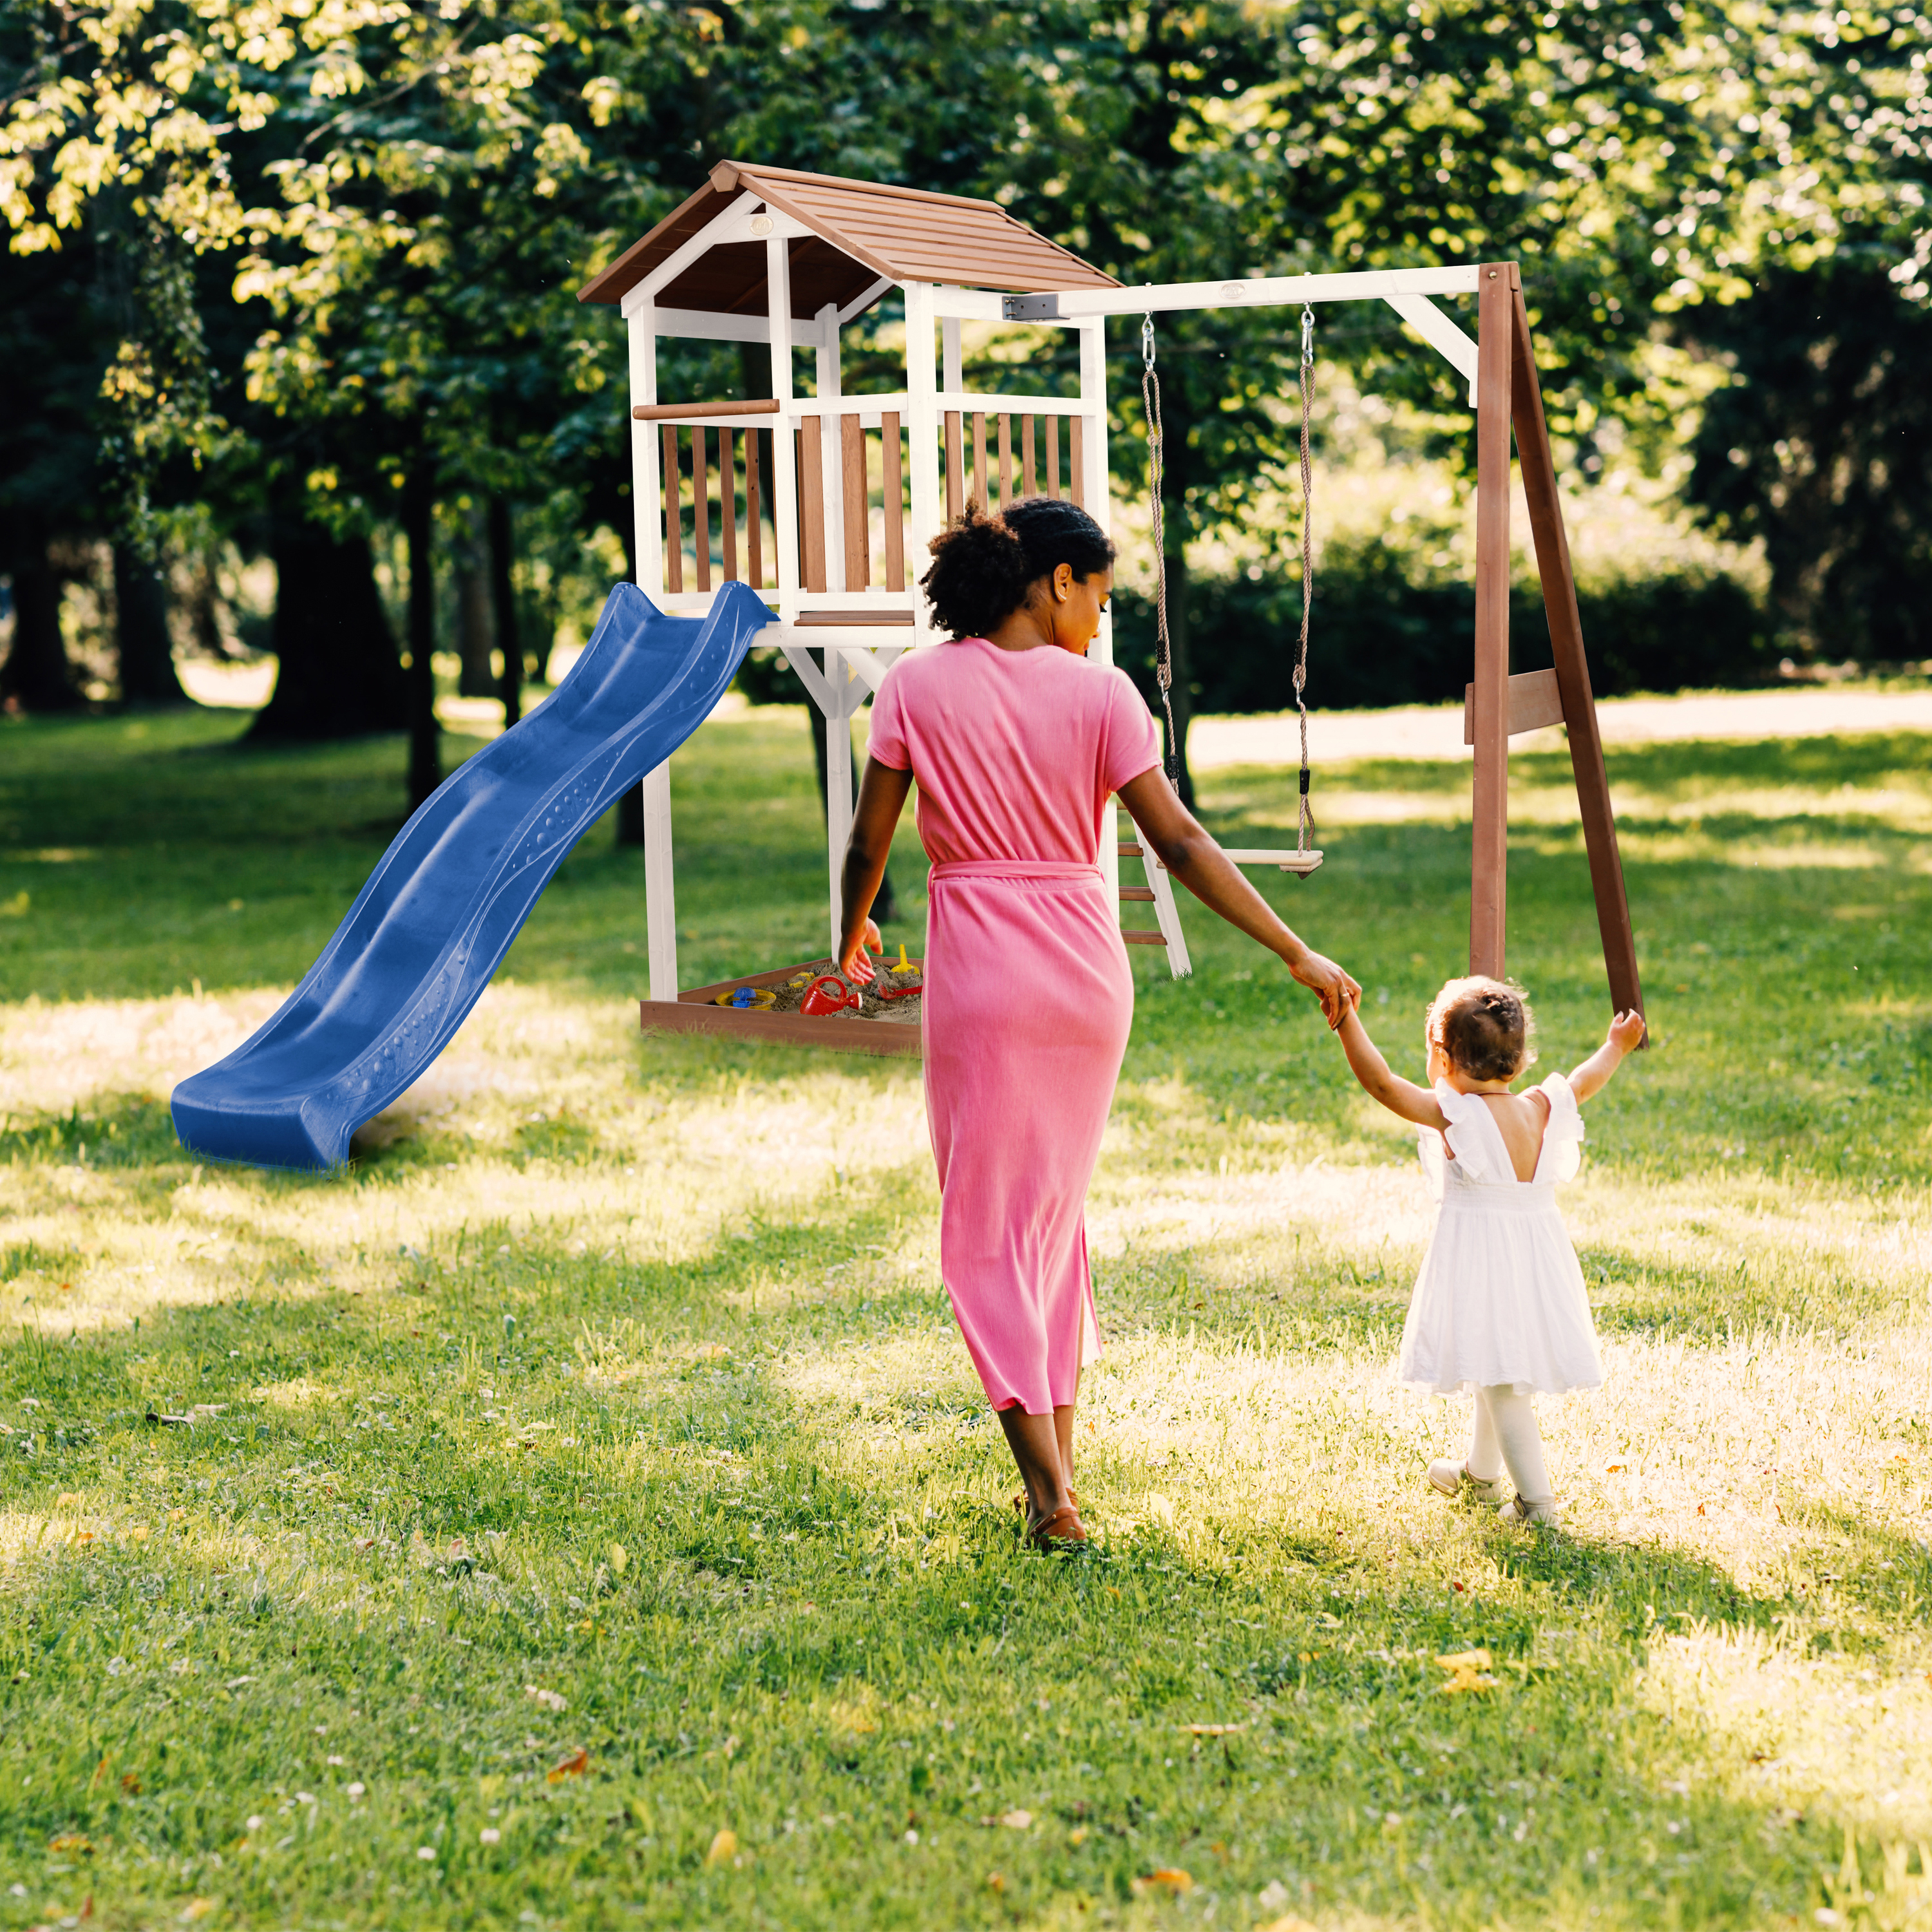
1508,286,1647,1030
1468,265,1515,978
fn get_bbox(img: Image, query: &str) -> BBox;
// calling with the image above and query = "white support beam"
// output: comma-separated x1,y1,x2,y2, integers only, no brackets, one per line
627,300,662,599
820,650,869,960
1001,264,1484,323
768,234,800,618
903,282,941,649
637,191,760,304
640,759,678,1001
942,317,963,395
816,303,845,592
931,285,1009,323
1383,292,1480,403
837,276,895,325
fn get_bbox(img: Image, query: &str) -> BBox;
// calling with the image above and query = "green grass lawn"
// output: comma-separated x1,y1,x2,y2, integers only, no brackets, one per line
1,697,1929,1931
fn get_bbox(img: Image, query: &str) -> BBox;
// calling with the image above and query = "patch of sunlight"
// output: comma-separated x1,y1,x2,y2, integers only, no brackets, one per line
254,1378,346,1410
1641,1624,1932,1836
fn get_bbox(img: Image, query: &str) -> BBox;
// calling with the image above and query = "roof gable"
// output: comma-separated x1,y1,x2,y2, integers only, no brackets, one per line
577,160,1119,313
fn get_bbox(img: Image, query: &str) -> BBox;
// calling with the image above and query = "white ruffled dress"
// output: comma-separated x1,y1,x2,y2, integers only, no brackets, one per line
1397,1072,1604,1397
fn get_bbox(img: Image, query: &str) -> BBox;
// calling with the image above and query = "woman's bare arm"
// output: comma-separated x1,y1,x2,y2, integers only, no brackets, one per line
837,757,914,980
1334,1007,1448,1130
1114,766,1360,1026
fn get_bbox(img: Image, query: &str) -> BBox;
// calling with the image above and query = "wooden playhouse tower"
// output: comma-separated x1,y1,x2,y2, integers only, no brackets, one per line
578,162,1645,1053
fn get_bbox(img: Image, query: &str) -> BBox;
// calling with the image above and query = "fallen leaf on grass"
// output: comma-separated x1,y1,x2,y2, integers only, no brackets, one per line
608,1542,629,1577
547,1749,589,1783
984,1873,1005,1893
1182,1723,1245,1737
179,1901,215,1922
1435,1648,1498,1694
998,1810,1032,1830
48,1833,93,1853
1132,1869,1193,1897
705,1828,737,1866
55,1492,81,1508
524,1685,567,1712
1069,1827,1090,1846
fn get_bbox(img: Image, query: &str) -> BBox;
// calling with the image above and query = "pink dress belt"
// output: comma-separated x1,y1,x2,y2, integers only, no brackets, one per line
929,860,1103,884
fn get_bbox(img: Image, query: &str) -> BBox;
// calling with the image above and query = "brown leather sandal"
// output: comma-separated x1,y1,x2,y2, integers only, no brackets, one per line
1025,1504,1089,1549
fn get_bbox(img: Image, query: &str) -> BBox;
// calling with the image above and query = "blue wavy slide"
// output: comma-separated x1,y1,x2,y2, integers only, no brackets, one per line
171,581,774,1171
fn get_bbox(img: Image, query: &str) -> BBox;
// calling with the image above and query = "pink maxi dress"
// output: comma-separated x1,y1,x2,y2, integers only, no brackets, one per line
866,637,1160,1416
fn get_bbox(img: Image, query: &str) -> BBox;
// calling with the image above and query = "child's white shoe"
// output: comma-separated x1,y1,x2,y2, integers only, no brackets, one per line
1501,1493,1560,1527
1427,1459,1511,1506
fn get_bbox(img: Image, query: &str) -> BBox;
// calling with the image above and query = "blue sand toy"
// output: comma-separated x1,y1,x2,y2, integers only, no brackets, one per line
171,582,773,1171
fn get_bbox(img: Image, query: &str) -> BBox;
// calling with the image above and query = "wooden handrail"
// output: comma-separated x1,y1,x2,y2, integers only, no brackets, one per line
633,398,781,421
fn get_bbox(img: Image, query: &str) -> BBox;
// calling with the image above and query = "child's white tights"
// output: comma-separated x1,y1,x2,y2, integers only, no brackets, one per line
1466,1385,1553,1509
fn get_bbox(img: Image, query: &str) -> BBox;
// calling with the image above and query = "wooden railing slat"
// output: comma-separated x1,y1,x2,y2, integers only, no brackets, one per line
746,427,763,591
998,413,1013,510
799,415,828,594
945,411,963,524
881,412,905,592
841,415,870,592
1069,416,1085,509
692,427,712,592
971,413,988,512
1022,415,1036,497
721,430,739,583
1044,416,1060,501
632,398,781,421
661,424,683,594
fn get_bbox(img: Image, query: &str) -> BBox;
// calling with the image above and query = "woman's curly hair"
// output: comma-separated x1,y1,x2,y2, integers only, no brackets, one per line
919,498,1116,639
1426,975,1537,1083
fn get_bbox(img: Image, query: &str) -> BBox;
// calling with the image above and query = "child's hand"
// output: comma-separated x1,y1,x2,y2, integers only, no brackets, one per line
1607,1009,1647,1055
840,920,883,984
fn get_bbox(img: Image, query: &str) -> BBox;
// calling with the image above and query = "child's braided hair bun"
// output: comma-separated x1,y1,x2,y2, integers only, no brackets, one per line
1427,975,1537,1083
920,498,1115,639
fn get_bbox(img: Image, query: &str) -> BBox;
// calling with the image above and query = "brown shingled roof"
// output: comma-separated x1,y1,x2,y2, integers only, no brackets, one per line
577,160,1119,313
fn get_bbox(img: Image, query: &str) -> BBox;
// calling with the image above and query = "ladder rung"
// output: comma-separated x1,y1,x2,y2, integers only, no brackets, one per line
1122,929,1167,945
1117,842,1144,858
1120,886,1155,902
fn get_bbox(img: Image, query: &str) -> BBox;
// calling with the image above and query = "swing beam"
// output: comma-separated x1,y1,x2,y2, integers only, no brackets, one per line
1010,260,1644,1030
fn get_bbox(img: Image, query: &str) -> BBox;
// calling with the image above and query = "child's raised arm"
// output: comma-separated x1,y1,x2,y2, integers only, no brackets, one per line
1568,1010,1647,1103
1334,1003,1447,1132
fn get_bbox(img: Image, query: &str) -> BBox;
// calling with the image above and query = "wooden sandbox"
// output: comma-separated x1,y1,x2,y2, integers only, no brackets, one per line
639,958,923,1059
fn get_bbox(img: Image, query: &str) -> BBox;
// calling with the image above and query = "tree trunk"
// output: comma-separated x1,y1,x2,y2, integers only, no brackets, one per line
491,496,522,728
251,516,406,740
1,546,84,712
455,500,495,698
113,542,189,706
404,484,440,811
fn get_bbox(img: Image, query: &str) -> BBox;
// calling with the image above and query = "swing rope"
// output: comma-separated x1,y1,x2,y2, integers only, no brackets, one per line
1294,303,1316,857
1141,316,1181,789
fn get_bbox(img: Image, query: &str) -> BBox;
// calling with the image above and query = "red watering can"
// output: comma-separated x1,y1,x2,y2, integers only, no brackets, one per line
799,974,860,1017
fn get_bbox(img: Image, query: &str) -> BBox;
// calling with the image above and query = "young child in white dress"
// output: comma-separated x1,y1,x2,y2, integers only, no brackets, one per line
1331,976,1646,1524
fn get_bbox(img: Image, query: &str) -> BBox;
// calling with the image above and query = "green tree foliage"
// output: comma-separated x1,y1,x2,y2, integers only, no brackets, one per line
1684,256,1932,659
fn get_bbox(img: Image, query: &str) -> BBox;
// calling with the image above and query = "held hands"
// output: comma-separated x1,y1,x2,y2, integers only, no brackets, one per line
1289,949,1362,1030
840,920,883,985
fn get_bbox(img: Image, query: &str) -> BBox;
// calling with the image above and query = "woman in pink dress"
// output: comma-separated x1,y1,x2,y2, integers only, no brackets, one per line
837,501,1357,1548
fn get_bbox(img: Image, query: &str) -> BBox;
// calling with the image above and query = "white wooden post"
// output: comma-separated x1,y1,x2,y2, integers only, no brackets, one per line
816,302,844,592
627,301,661,596
768,234,800,617
825,656,858,960
942,316,963,395
904,282,941,648
1077,318,1122,905
641,760,677,1001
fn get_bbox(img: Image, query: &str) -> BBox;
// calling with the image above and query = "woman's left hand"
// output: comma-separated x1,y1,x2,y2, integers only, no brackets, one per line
841,920,883,983
1289,949,1361,1029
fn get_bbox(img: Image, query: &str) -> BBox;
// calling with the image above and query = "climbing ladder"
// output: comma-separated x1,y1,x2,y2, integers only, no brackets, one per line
1118,838,1192,977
